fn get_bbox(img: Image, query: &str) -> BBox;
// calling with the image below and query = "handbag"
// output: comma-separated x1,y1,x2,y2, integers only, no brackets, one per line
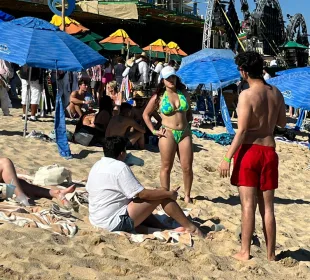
74,128,94,146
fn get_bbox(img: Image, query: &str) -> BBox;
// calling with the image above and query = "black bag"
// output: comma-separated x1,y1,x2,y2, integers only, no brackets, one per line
128,62,141,82
74,128,94,146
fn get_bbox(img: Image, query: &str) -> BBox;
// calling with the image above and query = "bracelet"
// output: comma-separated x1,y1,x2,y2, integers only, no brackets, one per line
223,156,231,163
152,129,157,135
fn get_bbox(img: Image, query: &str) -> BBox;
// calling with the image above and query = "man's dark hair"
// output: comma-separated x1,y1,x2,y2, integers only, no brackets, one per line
78,79,88,86
120,102,132,114
103,136,127,159
235,51,264,79
168,60,176,67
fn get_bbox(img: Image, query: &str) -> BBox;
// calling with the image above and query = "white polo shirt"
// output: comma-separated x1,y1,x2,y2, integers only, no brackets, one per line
86,157,144,231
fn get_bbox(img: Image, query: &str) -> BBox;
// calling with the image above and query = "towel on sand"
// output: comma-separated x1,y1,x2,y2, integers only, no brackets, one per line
111,208,201,247
0,203,77,237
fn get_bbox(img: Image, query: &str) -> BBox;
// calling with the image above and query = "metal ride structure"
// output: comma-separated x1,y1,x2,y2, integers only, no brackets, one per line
287,13,309,46
202,0,286,55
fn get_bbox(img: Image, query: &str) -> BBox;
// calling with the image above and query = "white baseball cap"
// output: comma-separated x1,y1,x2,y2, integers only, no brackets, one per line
160,66,179,80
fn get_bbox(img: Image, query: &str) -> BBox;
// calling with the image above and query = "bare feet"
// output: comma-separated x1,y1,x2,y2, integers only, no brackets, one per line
267,254,276,261
233,251,251,261
184,196,193,204
50,185,76,207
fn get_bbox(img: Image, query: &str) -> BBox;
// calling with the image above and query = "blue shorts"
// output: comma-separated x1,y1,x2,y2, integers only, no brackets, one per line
112,211,135,233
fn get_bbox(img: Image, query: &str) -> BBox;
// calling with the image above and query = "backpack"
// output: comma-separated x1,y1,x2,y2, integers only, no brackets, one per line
128,62,141,82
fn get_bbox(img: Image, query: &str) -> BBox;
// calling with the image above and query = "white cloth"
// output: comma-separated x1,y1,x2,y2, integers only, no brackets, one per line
86,157,144,231
0,87,10,115
270,60,277,67
264,73,271,81
21,79,41,105
154,62,163,74
135,58,149,84
122,67,130,78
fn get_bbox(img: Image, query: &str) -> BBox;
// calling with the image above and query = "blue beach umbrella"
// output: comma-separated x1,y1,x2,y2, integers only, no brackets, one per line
268,72,310,110
0,17,107,158
276,67,310,76
0,10,15,22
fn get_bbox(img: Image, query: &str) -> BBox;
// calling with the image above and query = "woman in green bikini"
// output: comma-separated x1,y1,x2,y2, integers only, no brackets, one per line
143,66,193,203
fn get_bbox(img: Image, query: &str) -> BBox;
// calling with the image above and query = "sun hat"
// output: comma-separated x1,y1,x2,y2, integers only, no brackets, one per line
160,66,179,80
140,51,148,58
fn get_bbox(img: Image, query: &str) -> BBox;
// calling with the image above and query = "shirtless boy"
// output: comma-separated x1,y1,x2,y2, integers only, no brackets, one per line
66,79,92,118
105,103,146,149
219,51,286,261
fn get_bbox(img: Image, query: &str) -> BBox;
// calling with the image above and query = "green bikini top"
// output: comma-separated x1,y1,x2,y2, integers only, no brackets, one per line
160,90,189,115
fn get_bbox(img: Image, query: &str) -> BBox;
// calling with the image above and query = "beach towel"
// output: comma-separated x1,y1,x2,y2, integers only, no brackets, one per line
192,129,234,146
274,136,309,148
0,204,77,237
111,208,201,247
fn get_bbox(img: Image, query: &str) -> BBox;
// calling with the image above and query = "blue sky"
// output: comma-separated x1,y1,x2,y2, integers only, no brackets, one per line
198,0,310,32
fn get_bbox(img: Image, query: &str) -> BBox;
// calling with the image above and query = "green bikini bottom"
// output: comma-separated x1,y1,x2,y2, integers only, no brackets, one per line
162,124,191,144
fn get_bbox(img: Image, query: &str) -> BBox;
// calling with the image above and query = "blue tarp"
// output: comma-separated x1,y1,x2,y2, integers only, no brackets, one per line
0,10,14,22
268,72,310,110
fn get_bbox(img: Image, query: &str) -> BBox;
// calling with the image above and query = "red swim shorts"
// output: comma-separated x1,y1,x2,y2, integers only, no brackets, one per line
231,144,278,191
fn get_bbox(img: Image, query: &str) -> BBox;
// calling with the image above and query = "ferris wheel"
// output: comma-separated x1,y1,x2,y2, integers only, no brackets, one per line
287,13,309,46
202,0,288,54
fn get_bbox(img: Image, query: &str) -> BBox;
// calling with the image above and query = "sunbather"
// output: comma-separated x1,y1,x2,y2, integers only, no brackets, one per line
0,157,75,206
86,136,203,236
106,102,145,150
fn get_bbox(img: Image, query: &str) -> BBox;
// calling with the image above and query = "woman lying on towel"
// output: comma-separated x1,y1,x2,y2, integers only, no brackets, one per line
0,157,75,206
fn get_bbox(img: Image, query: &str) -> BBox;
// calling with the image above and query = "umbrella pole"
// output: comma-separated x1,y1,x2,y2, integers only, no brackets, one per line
211,83,217,127
61,0,65,31
23,67,32,137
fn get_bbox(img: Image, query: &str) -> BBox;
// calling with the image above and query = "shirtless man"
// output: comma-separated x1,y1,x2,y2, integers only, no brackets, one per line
105,102,146,149
219,52,286,261
66,79,92,118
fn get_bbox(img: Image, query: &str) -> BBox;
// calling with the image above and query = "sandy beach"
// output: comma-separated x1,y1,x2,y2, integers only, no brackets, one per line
0,107,310,279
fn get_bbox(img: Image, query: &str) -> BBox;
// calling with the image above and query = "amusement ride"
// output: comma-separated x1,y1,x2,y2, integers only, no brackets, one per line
202,0,309,62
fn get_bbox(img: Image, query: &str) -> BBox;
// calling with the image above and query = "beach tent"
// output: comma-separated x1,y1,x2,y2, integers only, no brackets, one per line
0,10,14,22
178,48,240,135
166,41,187,62
50,15,103,51
143,39,167,59
100,29,142,54
279,41,309,49
0,17,107,158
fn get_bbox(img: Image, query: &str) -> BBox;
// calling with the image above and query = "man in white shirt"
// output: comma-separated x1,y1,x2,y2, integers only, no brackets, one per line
153,60,163,86
135,52,149,87
263,67,271,81
86,136,203,236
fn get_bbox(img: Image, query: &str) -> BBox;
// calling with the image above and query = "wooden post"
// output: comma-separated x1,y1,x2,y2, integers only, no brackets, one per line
62,0,65,32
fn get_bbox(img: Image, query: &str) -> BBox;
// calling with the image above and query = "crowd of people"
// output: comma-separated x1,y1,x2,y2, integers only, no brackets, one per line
0,51,287,262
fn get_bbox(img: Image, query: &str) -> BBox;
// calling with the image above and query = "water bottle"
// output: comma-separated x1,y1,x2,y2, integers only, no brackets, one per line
0,183,15,199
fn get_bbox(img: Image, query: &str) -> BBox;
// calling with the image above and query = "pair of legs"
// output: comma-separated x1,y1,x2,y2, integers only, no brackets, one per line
0,158,75,205
159,129,193,203
66,103,83,119
127,131,145,150
22,104,38,119
127,197,202,236
235,186,276,261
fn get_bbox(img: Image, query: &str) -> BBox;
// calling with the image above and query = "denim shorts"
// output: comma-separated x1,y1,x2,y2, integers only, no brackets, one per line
112,211,135,233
